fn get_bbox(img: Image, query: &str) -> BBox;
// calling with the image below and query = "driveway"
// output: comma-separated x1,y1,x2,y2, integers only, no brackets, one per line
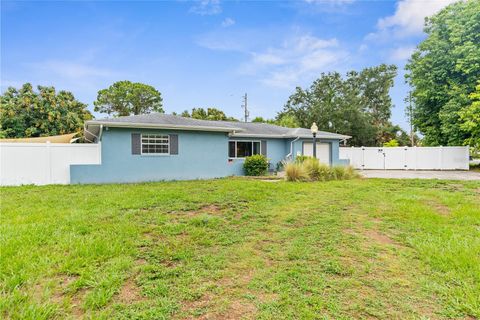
360,170,480,181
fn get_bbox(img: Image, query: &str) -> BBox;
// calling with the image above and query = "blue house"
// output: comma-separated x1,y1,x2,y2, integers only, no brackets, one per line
71,113,350,184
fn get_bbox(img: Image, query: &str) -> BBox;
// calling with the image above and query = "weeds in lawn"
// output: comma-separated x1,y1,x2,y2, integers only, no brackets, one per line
284,162,308,181
1,179,479,319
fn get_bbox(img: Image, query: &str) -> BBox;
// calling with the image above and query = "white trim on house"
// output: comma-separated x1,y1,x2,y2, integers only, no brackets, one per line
86,121,242,133
230,133,351,139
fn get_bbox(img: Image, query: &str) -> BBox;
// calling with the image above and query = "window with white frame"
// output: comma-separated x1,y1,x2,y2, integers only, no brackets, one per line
141,134,169,155
229,140,260,158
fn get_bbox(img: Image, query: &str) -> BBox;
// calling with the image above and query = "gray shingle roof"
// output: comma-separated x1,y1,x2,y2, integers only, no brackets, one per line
86,113,350,140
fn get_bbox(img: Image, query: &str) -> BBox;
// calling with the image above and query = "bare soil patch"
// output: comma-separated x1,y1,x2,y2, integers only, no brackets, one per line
223,300,256,320
171,204,224,217
425,200,450,216
181,293,212,319
182,296,256,320
70,287,88,318
117,277,144,304
364,229,396,245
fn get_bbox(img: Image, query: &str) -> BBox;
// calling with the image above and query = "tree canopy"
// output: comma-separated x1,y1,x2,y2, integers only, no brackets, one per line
0,83,92,138
459,81,480,154
251,115,299,128
94,81,163,116
278,64,398,146
179,107,238,121
405,0,480,146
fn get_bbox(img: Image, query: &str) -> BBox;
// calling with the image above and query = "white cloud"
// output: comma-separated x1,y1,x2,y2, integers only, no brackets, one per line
262,69,302,88
189,0,222,16
358,44,368,52
252,53,286,65
197,29,347,88
241,35,347,88
390,46,416,62
221,17,235,27
373,0,460,38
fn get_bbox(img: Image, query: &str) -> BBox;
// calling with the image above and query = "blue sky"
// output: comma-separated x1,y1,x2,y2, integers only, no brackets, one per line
1,0,458,130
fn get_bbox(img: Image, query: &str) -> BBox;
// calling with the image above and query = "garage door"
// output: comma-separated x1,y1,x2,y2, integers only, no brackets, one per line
303,142,330,165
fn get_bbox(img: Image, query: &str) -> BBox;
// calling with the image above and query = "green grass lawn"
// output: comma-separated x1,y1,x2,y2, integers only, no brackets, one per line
1,178,479,319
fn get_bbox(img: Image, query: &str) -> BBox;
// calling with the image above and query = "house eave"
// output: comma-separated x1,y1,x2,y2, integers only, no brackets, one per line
230,133,351,140
85,121,243,133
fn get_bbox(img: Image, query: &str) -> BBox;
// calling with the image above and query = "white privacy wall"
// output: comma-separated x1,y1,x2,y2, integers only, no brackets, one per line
339,146,469,170
0,143,101,186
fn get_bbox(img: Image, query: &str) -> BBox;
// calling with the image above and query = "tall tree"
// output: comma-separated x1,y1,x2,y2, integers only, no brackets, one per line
279,65,397,146
0,83,92,138
94,81,163,116
180,107,238,121
405,0,480,146
459,81,480,155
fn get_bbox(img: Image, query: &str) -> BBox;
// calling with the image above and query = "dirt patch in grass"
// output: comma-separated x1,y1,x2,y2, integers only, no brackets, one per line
117,277,144,304
343,228,356,236
344,227,393,243
257,292,279,303
32,274,81,307
183,296,256,320
220,269,255,288
181,267,258,319
69,286,88,318
181,293,213,318
425,200,450,216
223,300,256,319
364,229,396,245
170,204,224,217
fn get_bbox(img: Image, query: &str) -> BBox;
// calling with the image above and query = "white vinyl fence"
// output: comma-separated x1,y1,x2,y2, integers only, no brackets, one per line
0,142,101,186
339,146,469,170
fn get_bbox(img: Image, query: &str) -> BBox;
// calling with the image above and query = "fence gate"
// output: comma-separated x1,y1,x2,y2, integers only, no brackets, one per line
339,146,469,170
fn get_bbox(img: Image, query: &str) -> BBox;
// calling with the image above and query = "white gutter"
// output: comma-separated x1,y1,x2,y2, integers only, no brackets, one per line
85,121,242,133
231,133,351,140
286,136,301,160
98,124,104,141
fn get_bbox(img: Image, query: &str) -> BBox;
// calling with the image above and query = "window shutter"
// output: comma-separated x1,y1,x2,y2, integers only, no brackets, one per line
131,133,141,155
170,134,178,155
261,140,267,156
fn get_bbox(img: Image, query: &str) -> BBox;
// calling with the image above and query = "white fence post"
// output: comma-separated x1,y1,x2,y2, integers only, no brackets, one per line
46,141,52,184
414,146,418,171
439,146,443,171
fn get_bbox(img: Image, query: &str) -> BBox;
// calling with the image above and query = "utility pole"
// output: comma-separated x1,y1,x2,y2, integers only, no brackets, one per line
241,93,249,122
408,91,414,147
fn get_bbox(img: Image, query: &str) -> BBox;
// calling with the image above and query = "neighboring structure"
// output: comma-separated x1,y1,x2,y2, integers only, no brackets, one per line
71,113,350,183
0,133,79,143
